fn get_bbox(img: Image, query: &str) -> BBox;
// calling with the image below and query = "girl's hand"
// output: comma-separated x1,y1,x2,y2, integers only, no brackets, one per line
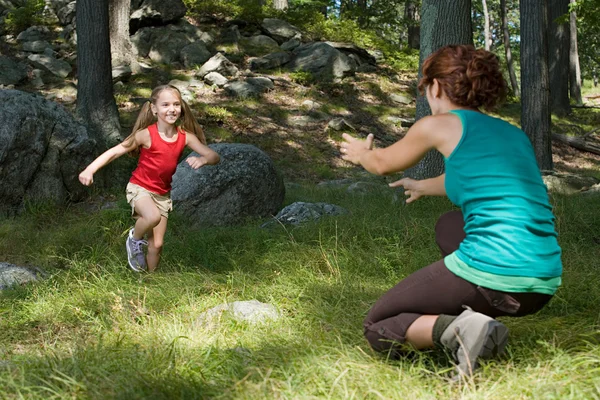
389,178,424,204
186,156,207,169
79,169,94,186
340,133,374,165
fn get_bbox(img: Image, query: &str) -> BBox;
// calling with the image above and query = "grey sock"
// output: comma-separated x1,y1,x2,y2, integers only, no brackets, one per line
433,314,457,347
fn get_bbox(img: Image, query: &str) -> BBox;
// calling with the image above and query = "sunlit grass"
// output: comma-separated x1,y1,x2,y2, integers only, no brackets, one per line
1,185,600,399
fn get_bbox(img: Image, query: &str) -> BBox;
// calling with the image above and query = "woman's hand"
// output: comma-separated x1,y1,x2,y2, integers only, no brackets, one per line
79,169,94,186
340,133,374,165
186,156,207,169
389,177,425,204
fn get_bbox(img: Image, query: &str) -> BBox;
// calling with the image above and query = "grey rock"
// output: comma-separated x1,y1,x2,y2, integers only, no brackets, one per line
203,71,228,87
301,100,322,110
196,300,280,328
27,54,72,78
168,79,190,92
22,40,51,53
288,42,355,81
220,25,241,44
263,201,348,227
180,41,212,68
224,81,265,98
16,25,50,42
196,53,239,78
324,41,377,65
287,112,329,127
55,1,75,25
0,262,45,290
246,76,274,90
390,93,413,105
261,18,302,43
582,183,600,196
0,90,98,212
240,35,280,56
327,118,356,131
248,52,291,71
148,29,191,64
172,143,285,227
386,116,414,127
280,38,301,51
31,69,44,88
367,49,384,63
130,0,187,33
0,56,28,85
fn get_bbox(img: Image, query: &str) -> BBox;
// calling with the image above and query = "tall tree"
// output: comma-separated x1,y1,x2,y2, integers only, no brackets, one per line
109,0,138,71
547,0,571,116
404,0,420,49
501,0,520,95
404,0,473,180
569,0,583,104
482,0,491,50
520,0,552,170
76,0,121,147
273,0,288,11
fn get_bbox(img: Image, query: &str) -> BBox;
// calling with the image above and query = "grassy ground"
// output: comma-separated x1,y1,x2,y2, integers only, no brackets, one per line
1,182,600,398
4,32,600,399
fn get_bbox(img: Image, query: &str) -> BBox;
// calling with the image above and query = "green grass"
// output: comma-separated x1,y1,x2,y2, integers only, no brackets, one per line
1,185,600,399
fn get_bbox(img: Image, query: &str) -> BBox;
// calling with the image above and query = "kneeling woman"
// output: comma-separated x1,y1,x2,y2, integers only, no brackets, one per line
340,45,562,377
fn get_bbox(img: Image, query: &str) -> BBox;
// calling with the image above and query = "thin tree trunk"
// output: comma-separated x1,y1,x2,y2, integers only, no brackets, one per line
501,0,519,96
482,0,491,50
520,0,552,170
404,0,420,49
404,0,473,180
76,0,121,147
109,0,138,71
273,0,288,10
547,0,571,116
569,0,583,104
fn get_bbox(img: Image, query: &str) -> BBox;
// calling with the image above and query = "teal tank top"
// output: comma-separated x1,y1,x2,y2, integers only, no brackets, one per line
443,110,562,293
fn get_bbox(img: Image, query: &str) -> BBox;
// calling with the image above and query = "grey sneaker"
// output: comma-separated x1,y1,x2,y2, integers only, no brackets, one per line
125,228,147,272
440,308,509,378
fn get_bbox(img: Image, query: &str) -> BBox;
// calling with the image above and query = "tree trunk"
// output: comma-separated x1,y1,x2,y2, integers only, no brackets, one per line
404,0,473,180
273,0,288,11
76,0,121,147
547,0,571,116
109,0,138,71
482,0,491,50
404,0,420,49
520,0,552,170
501,0,519,96
569,0,583,105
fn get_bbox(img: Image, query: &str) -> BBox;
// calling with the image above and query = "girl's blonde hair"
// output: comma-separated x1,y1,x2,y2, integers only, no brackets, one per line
123,84,206,155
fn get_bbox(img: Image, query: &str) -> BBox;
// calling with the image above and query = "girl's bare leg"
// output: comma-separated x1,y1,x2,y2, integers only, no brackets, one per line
132,196,162,239
146,216,168,272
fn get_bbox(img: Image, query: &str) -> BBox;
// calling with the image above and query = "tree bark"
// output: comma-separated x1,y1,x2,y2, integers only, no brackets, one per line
76,0,121,147
482,0,491,50
520,0,552,170
547,0,571,116
404,0,473,180
569,0,583,105
109,0,138,71
404,0,420,49
501,0,519,96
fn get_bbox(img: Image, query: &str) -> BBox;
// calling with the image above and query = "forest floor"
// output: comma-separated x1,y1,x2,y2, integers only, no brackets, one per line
2,32,600,399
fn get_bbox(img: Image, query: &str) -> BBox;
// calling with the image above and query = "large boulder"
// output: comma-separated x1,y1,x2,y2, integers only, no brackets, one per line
0,90,98,214
261,18,302,44
288,42,355,81
0,56,28,85
129,0,187,33
172,143,285,226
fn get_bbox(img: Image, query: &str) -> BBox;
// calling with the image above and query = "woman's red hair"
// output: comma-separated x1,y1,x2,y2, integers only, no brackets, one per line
417,45,507,111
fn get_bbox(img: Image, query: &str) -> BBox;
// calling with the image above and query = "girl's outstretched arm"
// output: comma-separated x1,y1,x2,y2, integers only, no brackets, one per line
78,130,146,186
184,132,220,169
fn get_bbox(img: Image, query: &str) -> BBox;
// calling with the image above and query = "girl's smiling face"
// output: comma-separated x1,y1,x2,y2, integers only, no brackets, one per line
151,89,182,125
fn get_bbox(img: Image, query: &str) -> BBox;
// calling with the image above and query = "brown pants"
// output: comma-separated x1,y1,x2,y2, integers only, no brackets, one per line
363,211,553,353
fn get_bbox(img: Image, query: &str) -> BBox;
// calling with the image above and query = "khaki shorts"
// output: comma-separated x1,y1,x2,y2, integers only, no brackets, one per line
125,182,172,219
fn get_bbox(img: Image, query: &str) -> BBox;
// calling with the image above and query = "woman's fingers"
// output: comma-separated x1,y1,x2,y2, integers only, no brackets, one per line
388,178,406,188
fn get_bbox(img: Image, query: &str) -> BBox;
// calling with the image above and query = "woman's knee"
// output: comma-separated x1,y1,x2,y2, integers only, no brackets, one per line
148,239,164,253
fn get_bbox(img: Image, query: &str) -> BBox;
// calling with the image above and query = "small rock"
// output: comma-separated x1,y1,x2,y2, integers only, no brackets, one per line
204,71,228,87
327,118,356,131
301,100,321,110
390,93,413,105
263,201,348,227
0,263,45,290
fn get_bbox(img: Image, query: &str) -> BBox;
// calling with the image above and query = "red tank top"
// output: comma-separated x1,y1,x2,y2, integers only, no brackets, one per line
129,123,186,195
